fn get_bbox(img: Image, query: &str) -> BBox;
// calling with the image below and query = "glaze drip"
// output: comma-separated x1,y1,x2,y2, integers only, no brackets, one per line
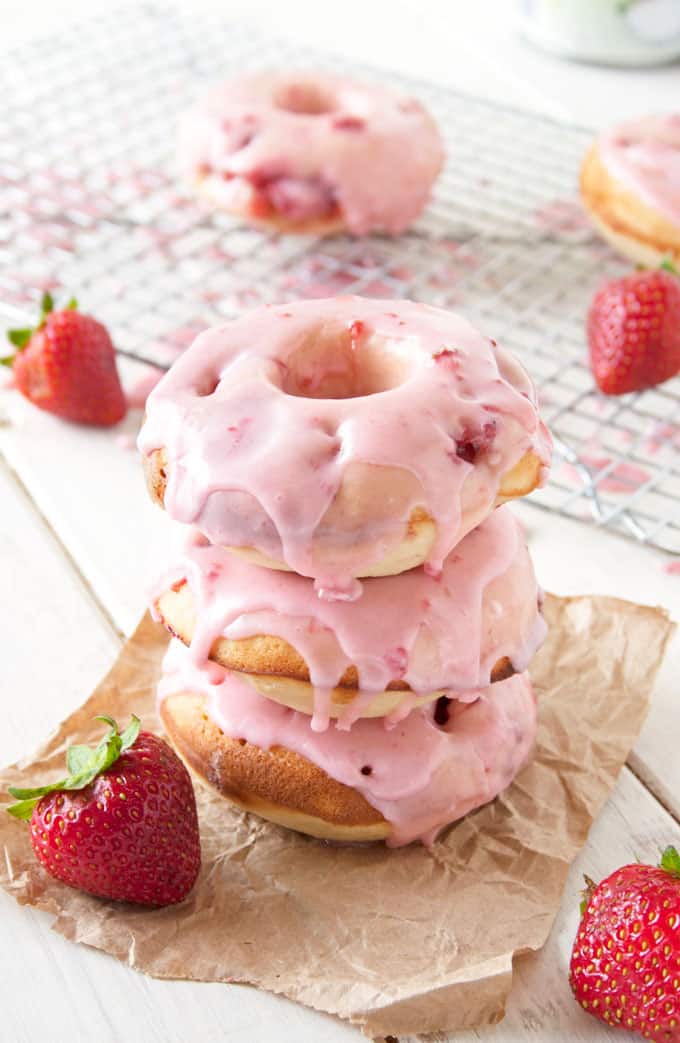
158,642,537,847
148,505,547,729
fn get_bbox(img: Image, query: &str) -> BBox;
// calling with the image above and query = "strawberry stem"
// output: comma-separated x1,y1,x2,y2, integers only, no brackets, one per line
40,291,54,318
660,846,680,878
6,715,140,821
579,874,597,916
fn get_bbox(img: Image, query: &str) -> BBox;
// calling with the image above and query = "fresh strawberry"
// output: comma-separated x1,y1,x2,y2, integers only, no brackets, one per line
2,293,126,425
587,265,680,395
570,848,680,1042
7,715,200,906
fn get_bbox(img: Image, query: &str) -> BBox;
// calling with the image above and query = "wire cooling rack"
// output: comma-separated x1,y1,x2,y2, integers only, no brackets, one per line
1,6,678,554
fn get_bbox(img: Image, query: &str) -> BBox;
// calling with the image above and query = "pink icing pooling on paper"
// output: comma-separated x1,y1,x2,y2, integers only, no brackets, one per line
149,506,546,731
178,72,443,235
599,114,680,226
158,642,537,847
138,298,551,595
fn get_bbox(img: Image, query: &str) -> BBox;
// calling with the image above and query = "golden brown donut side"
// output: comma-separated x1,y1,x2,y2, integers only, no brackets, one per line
496,450,543,502
144,446,167,508
580,144,680,266
155,582,515,689
160,691,390,840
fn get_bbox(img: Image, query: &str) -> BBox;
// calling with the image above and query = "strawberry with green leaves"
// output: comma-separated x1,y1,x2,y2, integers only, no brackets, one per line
8,715,201,907
3,293,126,425
570,848,680,1042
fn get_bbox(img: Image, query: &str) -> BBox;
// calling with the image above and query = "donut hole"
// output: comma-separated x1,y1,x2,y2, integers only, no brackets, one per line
434,697,451,727
274,82,335,116
193,374,219,398
281,328,415,400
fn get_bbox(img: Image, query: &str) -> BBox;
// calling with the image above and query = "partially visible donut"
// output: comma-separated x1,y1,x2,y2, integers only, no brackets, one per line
150,506,545,728
158,645,537,847
581,115,680,267
138,298,552,598
179,71,444,235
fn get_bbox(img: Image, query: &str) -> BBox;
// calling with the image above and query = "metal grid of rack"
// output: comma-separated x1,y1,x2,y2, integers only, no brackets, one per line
1,6,678,552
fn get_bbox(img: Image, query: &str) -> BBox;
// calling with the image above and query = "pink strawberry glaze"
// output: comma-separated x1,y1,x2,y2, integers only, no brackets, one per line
149,506,546,731
158,642,537,847
599,114,680,226
138,298,552,597
178,72,444,235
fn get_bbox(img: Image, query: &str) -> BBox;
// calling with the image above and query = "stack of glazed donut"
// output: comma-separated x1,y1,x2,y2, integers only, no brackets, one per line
139,295,552,846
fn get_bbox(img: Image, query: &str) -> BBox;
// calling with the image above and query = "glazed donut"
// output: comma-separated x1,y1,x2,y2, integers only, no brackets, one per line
178,71,444,235
158,642,537,847
139,298,551,599
581,114,680,267
150,506,546,730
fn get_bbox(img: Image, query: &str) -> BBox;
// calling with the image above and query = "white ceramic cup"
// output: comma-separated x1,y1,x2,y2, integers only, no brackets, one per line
515,0,680,66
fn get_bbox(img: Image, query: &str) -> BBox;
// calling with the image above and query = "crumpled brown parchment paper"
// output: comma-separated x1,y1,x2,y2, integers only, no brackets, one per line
0,594,674,1039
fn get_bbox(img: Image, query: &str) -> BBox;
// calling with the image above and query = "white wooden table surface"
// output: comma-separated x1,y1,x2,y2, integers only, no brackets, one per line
1,3,679,1041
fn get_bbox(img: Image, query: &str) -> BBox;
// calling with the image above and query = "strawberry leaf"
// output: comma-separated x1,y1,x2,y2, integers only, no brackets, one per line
120,715,141,752
6,715,141,820
660,846,680,878
66,744,97,776
95,714,118,731
0,354,17,367
7,329,32,349
8,779,69,802
33,291,56,332
660,259,678,277
66,297,78,310
7,798,47,822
